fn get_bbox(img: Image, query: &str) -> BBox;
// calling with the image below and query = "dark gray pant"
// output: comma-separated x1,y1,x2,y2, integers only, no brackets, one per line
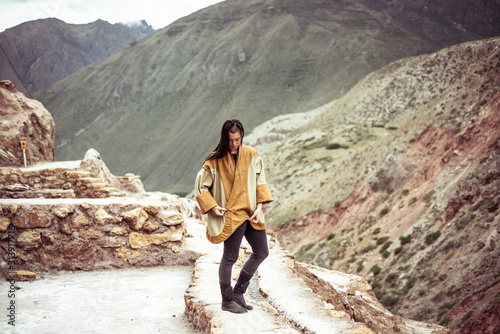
219,220,269,290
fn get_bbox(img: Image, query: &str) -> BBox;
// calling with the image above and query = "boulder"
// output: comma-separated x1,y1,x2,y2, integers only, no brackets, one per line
80,149,146,194
0,80,55,167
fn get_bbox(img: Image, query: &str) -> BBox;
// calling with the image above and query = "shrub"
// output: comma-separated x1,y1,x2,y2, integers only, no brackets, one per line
360,244,378,253
373,227,381,235
326,143,344,150
371,264,382,276
381,294,400,307
377,236,390,245
440,318,452,327
402,189,410,196
400,234,412,245
327,233,335,240
424,190,435,206
408,197,418,206
380,206,390,217
380,240,392,257
394,246,403,255
380,240,392,250
386,272,398,282
425,231,441,245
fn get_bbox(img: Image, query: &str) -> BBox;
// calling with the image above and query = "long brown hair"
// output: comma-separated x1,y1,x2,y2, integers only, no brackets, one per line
204,119,244,163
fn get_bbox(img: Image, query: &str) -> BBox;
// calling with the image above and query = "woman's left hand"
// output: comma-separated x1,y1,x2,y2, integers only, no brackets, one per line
250,203,263,223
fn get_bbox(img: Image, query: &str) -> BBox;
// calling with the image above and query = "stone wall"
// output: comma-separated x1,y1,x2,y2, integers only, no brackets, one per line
0,149,145,199
0,149,196,281
0,198,190,280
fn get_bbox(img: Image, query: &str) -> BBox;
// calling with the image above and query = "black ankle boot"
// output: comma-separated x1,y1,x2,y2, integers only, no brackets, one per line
221,286,247,314
233,270,253,310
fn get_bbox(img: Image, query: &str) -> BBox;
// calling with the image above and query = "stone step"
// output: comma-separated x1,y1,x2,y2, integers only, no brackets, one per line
66,170,92,178
258,243,372,334
34,189,76,199
0,188,75,199
109,191,128,197
88,182,109,189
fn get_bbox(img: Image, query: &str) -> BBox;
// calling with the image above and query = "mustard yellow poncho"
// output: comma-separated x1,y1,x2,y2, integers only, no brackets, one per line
195,145,273,244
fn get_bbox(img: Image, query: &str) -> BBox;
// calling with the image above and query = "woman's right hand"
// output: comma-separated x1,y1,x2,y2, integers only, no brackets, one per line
211,206,227,216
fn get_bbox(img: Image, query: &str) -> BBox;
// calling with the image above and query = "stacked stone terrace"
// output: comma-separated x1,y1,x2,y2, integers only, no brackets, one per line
0,149,191,281
1,161,140,199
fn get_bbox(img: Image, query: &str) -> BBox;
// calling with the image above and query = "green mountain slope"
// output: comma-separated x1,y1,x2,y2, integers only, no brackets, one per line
34,0,499,195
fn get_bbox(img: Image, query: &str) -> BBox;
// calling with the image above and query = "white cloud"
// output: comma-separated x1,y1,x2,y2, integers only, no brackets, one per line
0,0,224,32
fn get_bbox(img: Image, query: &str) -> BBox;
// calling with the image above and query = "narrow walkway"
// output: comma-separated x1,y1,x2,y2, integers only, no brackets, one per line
0,266,200,334
184,218,371,333
184,219,300,333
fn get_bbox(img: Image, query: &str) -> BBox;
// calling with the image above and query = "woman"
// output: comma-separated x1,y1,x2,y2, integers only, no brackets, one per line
195,119,273,314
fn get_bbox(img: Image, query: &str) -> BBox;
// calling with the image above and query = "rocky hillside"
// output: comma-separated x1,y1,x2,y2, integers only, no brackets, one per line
32,0,500,195
246,36,500,333
0,80,55,167
0,18,154,94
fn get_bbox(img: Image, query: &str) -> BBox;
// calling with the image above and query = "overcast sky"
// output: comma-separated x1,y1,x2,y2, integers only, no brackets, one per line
0,0,224,32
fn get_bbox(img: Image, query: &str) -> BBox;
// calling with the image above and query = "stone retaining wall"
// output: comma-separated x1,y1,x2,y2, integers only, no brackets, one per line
0,199,189,280
0,149,146,199
0,167,142,199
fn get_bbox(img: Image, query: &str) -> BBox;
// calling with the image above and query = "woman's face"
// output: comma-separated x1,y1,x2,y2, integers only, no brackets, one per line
229,131,241,154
